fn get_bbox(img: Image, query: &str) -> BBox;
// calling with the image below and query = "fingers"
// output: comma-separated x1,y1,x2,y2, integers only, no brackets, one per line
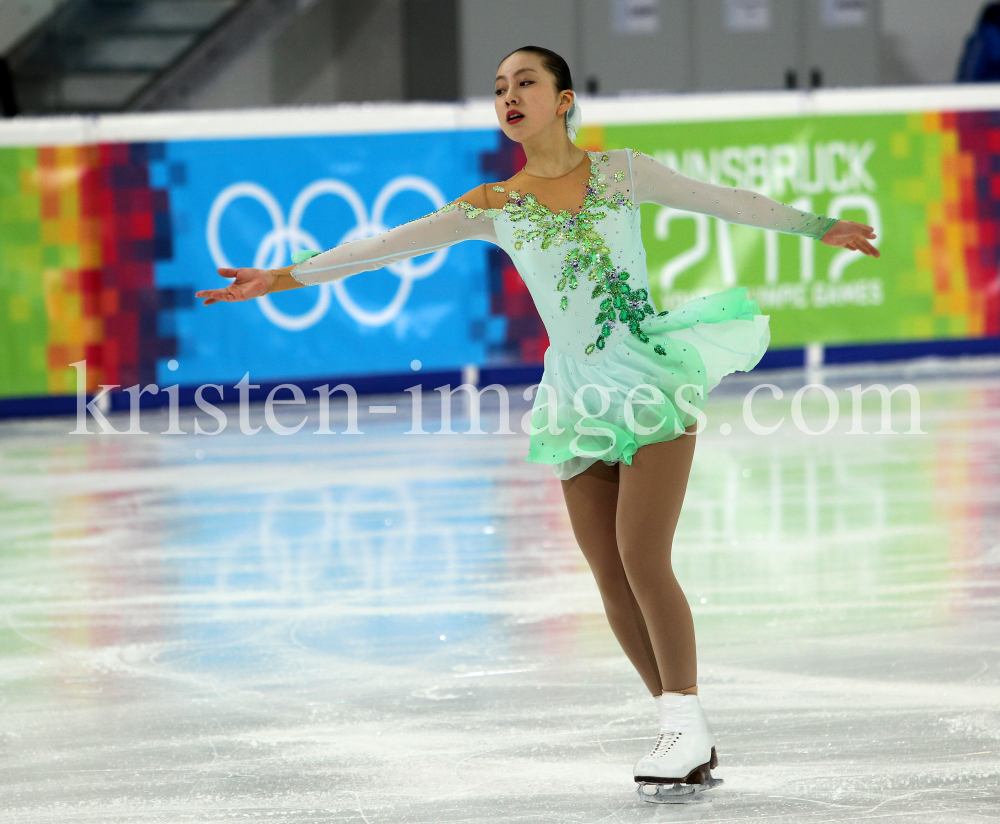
844,237,879,257
201,269,243,306
856,238,880,257
195,288,233,305
832,225,881,257
197,277,264,305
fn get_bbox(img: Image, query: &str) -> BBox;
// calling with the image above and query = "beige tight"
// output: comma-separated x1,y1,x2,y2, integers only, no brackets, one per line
560,422,699,697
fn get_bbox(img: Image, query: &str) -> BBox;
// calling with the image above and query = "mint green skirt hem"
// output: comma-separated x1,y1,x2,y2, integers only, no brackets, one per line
525,286,770,481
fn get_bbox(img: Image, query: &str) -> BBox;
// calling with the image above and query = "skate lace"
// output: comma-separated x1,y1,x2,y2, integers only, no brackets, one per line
647,699,705,759
647,731,682,758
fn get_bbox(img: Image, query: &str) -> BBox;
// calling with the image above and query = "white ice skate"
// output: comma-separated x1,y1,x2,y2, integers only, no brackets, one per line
634,693,723,803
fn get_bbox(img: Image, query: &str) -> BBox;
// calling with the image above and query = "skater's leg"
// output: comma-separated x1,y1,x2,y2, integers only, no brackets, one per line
616,424,699,694
561,460,662,696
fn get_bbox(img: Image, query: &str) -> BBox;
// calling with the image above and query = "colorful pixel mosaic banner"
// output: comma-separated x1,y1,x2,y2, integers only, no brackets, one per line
579,111,1000,347
1,104,999,402
0,144,172,399
0,131,511,399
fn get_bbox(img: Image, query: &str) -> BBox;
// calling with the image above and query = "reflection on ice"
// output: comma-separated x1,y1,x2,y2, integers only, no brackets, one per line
0,359,998,822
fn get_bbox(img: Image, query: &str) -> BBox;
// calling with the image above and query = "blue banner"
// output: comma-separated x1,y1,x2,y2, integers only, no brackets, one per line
153,129,504,387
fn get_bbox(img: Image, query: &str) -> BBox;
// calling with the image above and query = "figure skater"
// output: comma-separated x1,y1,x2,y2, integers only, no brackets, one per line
195,45,879,803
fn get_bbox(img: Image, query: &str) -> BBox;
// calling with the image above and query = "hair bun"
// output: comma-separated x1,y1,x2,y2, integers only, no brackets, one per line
565,101,582,142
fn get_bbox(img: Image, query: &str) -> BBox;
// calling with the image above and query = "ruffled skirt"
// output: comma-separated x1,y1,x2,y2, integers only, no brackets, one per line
526,286,770,480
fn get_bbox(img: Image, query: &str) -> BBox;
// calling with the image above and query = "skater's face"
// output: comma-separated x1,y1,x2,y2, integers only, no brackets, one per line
494,51,574,144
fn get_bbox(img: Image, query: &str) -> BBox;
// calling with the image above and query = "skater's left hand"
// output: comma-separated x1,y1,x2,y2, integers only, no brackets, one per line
820,220,880,258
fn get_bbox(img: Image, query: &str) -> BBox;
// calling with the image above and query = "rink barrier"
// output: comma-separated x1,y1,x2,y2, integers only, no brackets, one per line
5,337,1000,421
4,83,1000,146
2,84,1000,420
0,367,465,418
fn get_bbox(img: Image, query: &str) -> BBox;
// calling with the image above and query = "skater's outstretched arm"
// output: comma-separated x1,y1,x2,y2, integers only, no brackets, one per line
195,191,499,306
627,150,879,258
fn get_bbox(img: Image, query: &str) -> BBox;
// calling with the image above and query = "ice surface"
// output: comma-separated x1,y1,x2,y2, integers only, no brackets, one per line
0,358,998,822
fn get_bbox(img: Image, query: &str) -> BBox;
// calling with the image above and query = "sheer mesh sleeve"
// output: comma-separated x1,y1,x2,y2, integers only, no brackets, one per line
627,150,838,240
289,202,499,287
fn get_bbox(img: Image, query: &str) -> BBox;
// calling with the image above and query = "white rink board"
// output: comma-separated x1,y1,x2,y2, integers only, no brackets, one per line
2,83,1000,147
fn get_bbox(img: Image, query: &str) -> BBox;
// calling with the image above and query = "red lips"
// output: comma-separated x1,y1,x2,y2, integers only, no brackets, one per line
507,109,524,124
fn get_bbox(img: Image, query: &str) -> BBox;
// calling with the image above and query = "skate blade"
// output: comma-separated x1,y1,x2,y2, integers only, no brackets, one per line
634,750,723,804
635,778,723,804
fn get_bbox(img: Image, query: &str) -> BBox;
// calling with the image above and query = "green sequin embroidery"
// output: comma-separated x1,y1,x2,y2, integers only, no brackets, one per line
444,150,669,357
437,200,503,220
588,266,656,354
506,153,635,332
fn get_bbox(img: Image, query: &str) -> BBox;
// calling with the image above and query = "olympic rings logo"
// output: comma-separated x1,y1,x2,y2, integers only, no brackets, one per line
206,176,448,331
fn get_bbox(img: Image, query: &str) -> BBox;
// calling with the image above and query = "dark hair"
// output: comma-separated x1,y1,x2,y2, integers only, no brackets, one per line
498,45,573,92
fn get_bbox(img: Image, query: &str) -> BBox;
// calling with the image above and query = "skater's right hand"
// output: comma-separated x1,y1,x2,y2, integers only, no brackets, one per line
195,268,275,306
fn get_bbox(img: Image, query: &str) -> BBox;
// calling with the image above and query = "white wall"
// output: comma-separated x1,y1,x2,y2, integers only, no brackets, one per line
459,0,579,99
458,0,989,97
0,0,63,53
6,0,991,113
185,0,403,110
881,0,985,83
185,0,336,110
185,39,276,110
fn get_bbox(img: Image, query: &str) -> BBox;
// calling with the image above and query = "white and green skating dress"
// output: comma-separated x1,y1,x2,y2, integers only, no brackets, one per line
290,148,837,480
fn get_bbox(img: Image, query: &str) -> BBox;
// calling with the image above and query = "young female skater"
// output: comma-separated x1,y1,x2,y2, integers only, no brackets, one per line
196,46,879,802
